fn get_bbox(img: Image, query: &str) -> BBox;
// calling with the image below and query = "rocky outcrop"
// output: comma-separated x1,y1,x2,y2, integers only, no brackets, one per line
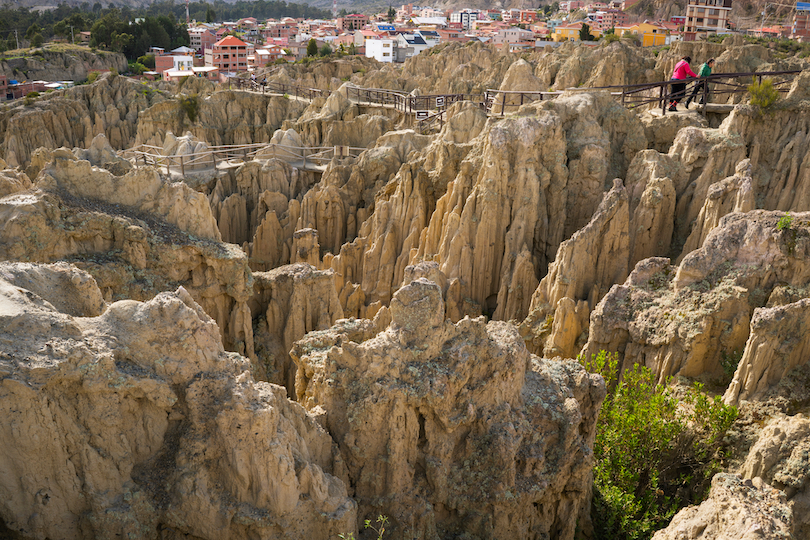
583,211,810,384
34,146,221,242
0,47,127,83
208,155,318,271
369,41,515,95
536,41,658,91
0,166,32,198
521,180,630,358
0,73,168,167
650,474,793,540
325,91,645,323
0,261,105,317
250,263,343,394
290,278,606,540
0,267,355,540
134,90,307,148
738,414,810,538
724,298,810,405
0,156,253,358
680,159,756,260
640,108,708,153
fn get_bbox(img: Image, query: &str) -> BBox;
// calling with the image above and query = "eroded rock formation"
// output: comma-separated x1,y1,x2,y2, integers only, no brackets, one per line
583,211,810,384
291,279,606,540
650,474,793,540
0,265,355,540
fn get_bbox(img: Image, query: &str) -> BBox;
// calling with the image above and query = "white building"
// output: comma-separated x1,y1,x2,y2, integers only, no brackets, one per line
365,38,395,62
394,33,430,60
684,0,733,36
450,10,481,30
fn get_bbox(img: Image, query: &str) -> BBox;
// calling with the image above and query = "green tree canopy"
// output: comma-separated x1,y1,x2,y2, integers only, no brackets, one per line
306,37,317,56
579,22,595,41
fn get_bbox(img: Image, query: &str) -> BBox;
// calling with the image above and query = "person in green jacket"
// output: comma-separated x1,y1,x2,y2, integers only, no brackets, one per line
686,58,715,107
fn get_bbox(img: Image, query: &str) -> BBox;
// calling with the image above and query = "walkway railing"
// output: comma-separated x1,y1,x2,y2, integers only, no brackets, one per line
228,76,327,100
483,70,802,116
614,69,801,115
483,90,564,116
121,141,364,174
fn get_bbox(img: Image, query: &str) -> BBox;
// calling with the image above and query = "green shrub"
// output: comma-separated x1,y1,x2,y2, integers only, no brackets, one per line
178,94,199,123
748,77,779,112
86,71,100,84
582,351,738,540
720,350,742,384
25,91,40,98
603,33,621,44
128,61,147,75
777,212,794,231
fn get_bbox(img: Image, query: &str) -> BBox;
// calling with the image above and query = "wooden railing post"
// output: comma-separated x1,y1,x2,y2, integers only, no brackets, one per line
180,155,185,176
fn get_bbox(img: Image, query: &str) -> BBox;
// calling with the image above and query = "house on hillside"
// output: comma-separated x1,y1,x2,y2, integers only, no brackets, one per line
614,21,668,46
553,21,603,41
205,35,249,73
683,0,733,41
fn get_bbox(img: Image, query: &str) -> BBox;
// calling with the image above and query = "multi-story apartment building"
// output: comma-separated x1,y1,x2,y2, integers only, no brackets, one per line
684,0,733,39
593,9,629,30
188,26,217,54
792,6,810,41
204,36,249,74
337,14,370,31
449,10,480,30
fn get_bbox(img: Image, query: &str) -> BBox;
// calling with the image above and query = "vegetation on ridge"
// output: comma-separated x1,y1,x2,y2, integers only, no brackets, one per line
581,351,738,540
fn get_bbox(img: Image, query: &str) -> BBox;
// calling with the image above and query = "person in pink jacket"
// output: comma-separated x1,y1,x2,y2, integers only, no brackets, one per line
669,56,697,111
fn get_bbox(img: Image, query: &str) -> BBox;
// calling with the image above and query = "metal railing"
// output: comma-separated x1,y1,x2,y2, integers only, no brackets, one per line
481,70,801,116
483,90,564,116
121,141,364,174
228,76,326,100
614,69,801,115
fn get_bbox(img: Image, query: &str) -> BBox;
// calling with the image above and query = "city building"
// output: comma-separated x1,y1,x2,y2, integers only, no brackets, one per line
205,35,249,74
337,14,370,31
365,37,395,62
450,10,481,30
792,5,810,41
155,47,195,78
491,27,535,45
615,21,667,46
189,26,218,54
593,9,629,31
553,21,603,41
684,0,733,40
394,33,429,60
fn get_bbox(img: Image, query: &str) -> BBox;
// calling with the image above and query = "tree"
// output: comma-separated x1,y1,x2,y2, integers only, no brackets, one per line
306,37,317,56
579,22,594,41
387,5,395,22
338,8,347,17
25,23,42,40
30,33,44,47
205,5,215,23
347,42,357,55
318,43,331,56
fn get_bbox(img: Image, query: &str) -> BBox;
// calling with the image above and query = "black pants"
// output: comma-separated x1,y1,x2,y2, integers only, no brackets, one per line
670,80,687,104
686,80,708,105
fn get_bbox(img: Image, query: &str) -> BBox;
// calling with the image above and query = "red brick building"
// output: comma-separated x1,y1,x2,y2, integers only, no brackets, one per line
792,9,810,41
337,14,369,31
205,36,249,74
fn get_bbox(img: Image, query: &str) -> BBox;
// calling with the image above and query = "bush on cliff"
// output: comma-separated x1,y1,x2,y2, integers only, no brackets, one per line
581,351,738,540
